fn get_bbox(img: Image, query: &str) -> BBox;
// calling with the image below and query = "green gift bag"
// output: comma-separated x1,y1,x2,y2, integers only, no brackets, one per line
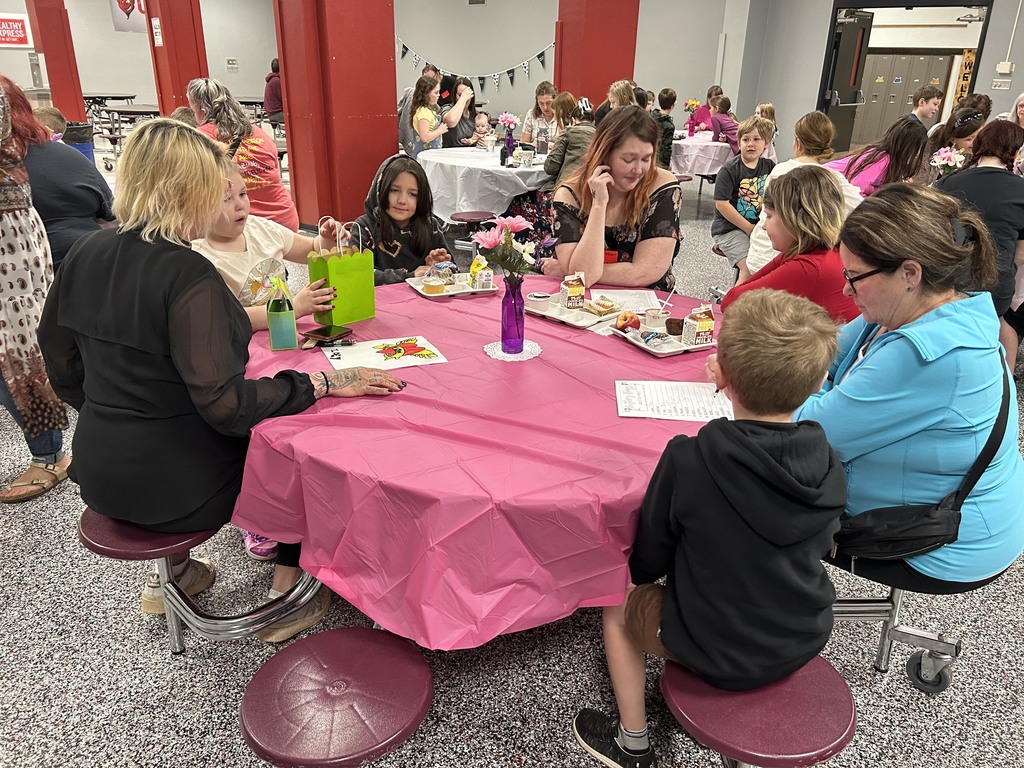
266,275,298,351
307,230,375,326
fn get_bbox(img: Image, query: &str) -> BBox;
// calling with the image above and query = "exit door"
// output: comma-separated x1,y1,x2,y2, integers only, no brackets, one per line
822,10,873,153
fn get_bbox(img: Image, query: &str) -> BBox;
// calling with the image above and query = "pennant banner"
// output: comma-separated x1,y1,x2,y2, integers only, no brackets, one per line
395,37,553,88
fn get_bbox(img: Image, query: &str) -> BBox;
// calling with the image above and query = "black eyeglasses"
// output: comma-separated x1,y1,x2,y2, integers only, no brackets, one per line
842,267,888,293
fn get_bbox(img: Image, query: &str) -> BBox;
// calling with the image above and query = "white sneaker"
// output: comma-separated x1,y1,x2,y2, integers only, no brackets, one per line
140,557,216,615
256,586,331,643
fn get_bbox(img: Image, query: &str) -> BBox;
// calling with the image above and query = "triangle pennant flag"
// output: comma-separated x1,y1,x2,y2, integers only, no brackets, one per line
522,61,530,78
507,68,515,87
412,54,420,68
478,76,486,93
400,44,408,59
492,73,501,91
537,50,546,69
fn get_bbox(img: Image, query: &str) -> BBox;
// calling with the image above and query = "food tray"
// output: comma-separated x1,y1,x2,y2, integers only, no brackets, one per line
524,302,607,329
406,276,498,299
610,324,716,357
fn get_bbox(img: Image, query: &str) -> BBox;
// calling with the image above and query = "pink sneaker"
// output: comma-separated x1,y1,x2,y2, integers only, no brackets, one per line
243,530,279,561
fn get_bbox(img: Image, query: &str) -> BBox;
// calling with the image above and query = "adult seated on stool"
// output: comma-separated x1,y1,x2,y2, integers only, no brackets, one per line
794,187,1024,663
573,291,846,768
38,119,406,644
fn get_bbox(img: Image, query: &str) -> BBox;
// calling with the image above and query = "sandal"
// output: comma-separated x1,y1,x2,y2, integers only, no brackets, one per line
0,460,69,504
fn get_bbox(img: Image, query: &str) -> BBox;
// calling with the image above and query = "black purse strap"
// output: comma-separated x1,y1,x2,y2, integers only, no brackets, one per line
951,358,1011,509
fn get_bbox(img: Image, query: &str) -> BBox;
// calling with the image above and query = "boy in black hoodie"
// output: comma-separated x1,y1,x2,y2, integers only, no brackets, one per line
573,289,846,768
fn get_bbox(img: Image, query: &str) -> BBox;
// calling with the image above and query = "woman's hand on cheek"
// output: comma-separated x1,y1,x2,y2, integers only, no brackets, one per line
588,165,613,208
293,278,334,318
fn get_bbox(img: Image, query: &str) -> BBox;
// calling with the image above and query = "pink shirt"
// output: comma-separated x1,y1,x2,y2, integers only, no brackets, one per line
198,123,299,231
825,152,891,197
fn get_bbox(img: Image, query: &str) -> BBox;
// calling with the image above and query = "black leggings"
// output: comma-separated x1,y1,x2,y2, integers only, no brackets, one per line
138,474,301,568
826,553,1004,595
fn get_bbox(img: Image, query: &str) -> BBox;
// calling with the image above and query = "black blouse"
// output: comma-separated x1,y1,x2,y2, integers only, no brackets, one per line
38,228,314,525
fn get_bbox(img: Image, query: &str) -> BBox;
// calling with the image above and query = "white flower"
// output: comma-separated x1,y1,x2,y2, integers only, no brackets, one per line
513,240,536,260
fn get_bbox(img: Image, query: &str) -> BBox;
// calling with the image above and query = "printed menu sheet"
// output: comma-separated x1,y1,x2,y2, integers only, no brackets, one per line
616,380,734,422
321,336,447,371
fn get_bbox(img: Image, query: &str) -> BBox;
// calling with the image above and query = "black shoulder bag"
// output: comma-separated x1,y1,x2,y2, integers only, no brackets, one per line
833,360,1011,562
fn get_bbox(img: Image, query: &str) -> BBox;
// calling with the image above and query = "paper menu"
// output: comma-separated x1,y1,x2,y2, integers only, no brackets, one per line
616,380,733,422
321,336,448,371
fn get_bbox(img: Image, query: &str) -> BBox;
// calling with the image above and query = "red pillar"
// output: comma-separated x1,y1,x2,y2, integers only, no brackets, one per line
555,0,640,106
143,0,208,114
273,0,396,225
24,0,86,122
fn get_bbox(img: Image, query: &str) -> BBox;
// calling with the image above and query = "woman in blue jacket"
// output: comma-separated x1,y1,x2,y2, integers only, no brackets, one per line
795,183,1024,592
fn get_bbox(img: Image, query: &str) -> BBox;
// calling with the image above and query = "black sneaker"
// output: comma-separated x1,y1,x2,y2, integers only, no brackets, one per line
572,709,658,768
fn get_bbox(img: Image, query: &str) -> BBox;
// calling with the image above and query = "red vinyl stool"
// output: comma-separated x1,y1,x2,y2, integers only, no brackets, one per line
660,656,856,768
241,627,433,767
450,210,496,233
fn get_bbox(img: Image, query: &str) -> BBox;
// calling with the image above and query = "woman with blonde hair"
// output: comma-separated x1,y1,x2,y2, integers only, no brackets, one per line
187,77,297,230
521,80,560,144
722,164,859,322
543,106,681,289
746,111,863,276
38,118,404,642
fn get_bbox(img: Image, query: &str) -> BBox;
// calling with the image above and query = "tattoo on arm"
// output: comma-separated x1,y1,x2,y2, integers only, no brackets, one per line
328,368,362,391
311,371,329,399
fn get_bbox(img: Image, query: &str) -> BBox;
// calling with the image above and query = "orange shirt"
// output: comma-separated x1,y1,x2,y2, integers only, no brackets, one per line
198,123,298,231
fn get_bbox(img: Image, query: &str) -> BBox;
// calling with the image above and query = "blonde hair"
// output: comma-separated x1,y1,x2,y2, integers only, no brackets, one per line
792,111,835,161
113,118,226,246
186,77,252,142
736,116,774,143
755,102,775,123
840,183,997,294
564,106,663,229
762,165,844,258
607,80,637,109
718,289,838,415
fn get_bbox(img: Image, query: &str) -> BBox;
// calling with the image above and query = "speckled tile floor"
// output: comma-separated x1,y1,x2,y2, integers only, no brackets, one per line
2,179,1023,767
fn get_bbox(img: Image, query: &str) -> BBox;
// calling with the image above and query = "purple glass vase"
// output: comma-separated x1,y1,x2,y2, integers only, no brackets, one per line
504,128,516,157
500,275,525,354
687,120,695,137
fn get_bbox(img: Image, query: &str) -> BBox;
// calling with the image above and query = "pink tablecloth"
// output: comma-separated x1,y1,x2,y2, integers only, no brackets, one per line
671,131,733,176
233,276,717,650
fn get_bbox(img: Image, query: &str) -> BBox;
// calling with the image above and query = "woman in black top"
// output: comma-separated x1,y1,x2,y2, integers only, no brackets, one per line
38,119,404,643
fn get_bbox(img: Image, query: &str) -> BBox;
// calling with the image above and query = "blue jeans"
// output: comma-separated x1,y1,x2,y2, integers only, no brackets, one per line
0,375,64,463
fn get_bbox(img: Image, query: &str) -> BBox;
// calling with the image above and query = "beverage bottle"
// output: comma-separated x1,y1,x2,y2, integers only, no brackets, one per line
536,125,548,155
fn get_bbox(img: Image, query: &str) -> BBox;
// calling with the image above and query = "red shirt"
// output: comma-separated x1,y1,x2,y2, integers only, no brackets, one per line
198,123,298,231
721,247,860,323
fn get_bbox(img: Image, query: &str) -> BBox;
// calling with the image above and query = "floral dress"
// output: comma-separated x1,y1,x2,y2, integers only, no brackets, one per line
0,91,66,438
551,181,682,292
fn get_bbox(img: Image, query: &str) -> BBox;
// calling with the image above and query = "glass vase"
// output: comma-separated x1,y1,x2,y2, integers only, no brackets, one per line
500,275,525,354
687,119,695,137
505,128,516,158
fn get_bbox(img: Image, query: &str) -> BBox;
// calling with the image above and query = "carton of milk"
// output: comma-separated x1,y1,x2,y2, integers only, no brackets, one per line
681,304,715,346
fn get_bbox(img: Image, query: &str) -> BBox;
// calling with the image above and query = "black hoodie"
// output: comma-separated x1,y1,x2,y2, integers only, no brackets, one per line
630,418,845,690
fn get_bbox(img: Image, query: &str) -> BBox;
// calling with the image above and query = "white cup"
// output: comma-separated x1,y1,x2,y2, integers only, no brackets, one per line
645,308,669,329
519,149,535,167
527,292,551,310
484,134,497,152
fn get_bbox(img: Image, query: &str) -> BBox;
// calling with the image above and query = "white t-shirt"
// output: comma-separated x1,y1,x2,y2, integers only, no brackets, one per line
746,159,864,275
192,215,295,306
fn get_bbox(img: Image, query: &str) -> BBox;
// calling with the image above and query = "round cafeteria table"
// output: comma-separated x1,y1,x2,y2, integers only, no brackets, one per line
417,147,550,222
232,276,720,650
670,131,733,177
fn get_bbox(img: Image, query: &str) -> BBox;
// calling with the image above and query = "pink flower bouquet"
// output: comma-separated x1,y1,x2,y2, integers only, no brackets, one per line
471,216,535,278
930,146,967,177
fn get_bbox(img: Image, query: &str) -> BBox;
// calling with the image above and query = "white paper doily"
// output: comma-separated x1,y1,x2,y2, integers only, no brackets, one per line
483,340,542,361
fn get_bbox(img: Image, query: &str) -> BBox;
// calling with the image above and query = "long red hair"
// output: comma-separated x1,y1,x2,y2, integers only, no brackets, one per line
0,75,50,155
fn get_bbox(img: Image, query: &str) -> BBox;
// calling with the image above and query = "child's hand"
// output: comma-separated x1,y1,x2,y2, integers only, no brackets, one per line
318,217,346,247
704,353,727,396
425,248,449,265
293,278,334,318
697,122,707,131
413,265,430,277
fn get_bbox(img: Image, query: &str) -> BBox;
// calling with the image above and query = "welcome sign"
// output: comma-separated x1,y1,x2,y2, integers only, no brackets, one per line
0,14,32,49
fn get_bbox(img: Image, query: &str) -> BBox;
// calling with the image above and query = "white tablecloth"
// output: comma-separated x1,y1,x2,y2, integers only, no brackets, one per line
417,147,551,221
670,131,733,176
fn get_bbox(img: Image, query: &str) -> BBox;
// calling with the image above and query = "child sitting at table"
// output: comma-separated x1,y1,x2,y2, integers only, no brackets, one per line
572,288,845,768
192,164,342,563
712,116,776,283
687,84,722,132
350,155,451,285
474,111,492,143
709,95,739,154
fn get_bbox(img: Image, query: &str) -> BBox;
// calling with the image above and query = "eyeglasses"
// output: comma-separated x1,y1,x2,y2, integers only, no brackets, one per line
842,266,888,293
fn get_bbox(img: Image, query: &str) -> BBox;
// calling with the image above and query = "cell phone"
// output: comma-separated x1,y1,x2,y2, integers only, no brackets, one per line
300,325,352,342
